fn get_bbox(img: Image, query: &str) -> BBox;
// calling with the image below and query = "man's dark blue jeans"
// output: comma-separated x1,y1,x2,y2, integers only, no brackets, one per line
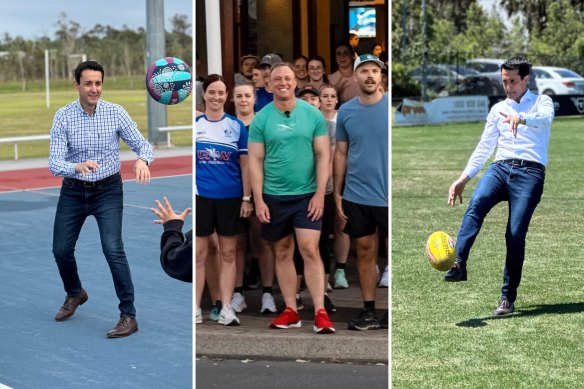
455,161,545,303
52,173,136,317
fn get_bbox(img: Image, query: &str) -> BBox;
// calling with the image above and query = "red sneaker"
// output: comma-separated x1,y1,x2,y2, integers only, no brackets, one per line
269,307,301,329
314,308,335,334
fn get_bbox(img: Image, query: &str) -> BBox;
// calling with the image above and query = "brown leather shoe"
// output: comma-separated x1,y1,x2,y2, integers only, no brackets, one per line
107,316,138,338
54,289,88,321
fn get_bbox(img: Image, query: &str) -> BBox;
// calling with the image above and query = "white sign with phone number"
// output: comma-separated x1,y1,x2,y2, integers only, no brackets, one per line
395,96,489,125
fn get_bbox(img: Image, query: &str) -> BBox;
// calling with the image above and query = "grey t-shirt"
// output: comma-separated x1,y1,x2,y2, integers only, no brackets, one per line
336,94,388,207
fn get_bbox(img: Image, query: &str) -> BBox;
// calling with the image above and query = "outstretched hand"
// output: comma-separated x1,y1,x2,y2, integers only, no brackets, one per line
151,197,191,224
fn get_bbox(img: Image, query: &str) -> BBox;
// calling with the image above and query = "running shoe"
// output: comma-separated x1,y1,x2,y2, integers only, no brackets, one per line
261,292,277,313
348,308,382,331
313,308,335,334
333,269,349,289
269,307,301,329
324,294,337,313
218,304,240,326
231,292,247,313
209,301,221,321
378,265,389,288
195,307,202,324
327,282,333,292
296,295,304,311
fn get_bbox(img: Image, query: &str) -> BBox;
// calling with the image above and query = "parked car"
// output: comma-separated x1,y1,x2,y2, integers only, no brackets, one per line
408,64,502,96
465,58,538,94
531,66,584,95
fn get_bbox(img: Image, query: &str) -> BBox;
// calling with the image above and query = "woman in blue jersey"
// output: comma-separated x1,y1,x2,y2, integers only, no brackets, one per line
196,74,253,326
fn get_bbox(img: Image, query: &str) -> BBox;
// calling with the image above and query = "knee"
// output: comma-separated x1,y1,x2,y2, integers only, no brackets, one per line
220,247,236,263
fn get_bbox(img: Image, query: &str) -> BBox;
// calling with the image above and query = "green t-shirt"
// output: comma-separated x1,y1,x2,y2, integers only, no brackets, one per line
249,99,328,195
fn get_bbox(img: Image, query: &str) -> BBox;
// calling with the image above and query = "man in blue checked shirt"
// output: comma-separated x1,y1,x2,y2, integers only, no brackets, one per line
49,60,154,338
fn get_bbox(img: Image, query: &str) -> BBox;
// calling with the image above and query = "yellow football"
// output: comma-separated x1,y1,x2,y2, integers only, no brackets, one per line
426,231,456,271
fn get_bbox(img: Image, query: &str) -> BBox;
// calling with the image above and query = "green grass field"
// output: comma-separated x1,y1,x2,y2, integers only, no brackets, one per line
392,117,584,388
0,80,192,161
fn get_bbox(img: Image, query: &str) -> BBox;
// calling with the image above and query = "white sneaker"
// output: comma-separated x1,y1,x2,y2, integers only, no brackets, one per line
334,269,349,289
231,292,247,313
261,292,277,313
326,282,333,292
378,265,389,288
195,307,203,324
218,304,240,326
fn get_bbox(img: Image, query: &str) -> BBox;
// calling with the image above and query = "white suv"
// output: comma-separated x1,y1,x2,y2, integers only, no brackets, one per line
531,66,584,95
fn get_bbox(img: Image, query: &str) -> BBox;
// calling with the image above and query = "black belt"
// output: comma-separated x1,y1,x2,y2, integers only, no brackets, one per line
498,159,545,171
68,172,121,188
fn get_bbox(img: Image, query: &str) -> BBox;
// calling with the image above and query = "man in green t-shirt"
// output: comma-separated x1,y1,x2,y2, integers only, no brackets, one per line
248,62,335,334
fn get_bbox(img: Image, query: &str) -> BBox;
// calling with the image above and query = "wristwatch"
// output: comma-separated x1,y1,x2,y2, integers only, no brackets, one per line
242,195,252,202
138,158,149,165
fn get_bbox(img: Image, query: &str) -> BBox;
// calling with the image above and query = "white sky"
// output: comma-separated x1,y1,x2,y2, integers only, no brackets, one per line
0,0,192,40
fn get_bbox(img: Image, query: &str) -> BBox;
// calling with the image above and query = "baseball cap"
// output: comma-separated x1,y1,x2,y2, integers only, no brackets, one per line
297,85,320,98
260,53,283,66
240,54,260,64
354,54,384,71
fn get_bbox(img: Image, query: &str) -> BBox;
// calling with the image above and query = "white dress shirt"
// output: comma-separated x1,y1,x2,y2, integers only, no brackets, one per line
464,90,555,179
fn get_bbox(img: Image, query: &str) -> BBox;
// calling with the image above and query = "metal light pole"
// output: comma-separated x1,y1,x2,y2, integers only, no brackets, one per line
146,0,167,145
421,0,428,102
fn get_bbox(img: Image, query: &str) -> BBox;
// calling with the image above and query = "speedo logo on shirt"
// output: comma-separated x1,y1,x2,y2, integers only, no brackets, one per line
198,147,232,162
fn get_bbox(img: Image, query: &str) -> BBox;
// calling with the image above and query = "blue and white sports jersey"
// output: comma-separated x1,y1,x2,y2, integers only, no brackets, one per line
196,113,248,199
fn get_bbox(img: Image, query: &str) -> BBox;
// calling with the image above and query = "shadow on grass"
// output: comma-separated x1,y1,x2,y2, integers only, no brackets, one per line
456,302,584,328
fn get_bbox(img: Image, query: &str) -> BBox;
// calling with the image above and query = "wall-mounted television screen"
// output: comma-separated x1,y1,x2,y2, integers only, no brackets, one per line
349,7,376,38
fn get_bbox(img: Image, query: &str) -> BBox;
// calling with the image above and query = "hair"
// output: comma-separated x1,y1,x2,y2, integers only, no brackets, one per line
501,56,532,79
255,63,272,71
74,61,104,84
349,33,359,41
202,74,226,92
293,55,309,64
233,81,256,95
270,62,296,76
319,83,339,95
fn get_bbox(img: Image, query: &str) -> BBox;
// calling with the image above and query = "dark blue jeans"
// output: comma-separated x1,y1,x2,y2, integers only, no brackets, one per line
52,173,136,317
455,162,545,303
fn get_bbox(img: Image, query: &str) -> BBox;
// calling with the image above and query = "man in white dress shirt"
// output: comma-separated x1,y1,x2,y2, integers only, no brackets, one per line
444,56,555,316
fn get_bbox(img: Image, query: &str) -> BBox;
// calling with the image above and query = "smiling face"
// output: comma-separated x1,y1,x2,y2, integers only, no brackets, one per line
294,57,308,81
233,84,255,116
270,65,297,102
501,68,529,103
75,69,102,112
308,59,325,83
355,62,381,95
203,80,227,113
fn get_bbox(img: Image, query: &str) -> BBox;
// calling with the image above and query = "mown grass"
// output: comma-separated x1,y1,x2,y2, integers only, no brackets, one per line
0,80,192,161
392,117,584,388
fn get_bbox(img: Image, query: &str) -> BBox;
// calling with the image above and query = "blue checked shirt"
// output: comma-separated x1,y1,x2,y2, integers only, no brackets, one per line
49,99,154,181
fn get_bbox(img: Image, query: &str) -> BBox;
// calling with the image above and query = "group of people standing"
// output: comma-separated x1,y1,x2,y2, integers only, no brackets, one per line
195,43,388,333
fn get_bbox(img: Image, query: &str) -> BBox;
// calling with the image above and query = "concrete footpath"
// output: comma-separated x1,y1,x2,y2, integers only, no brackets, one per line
196,262,389,364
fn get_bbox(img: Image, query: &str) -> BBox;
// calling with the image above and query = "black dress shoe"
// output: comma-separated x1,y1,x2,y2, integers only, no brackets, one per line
493,298,514,316
107,316,138,338
55,289,88,321
444,262,467,282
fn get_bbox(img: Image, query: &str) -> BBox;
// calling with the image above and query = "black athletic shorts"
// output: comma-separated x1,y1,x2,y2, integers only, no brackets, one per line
342,199,388,238
195,195,244,237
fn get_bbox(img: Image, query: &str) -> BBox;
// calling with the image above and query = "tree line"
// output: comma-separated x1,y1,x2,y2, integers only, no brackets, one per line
392,0,584,95
0,13,192,91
